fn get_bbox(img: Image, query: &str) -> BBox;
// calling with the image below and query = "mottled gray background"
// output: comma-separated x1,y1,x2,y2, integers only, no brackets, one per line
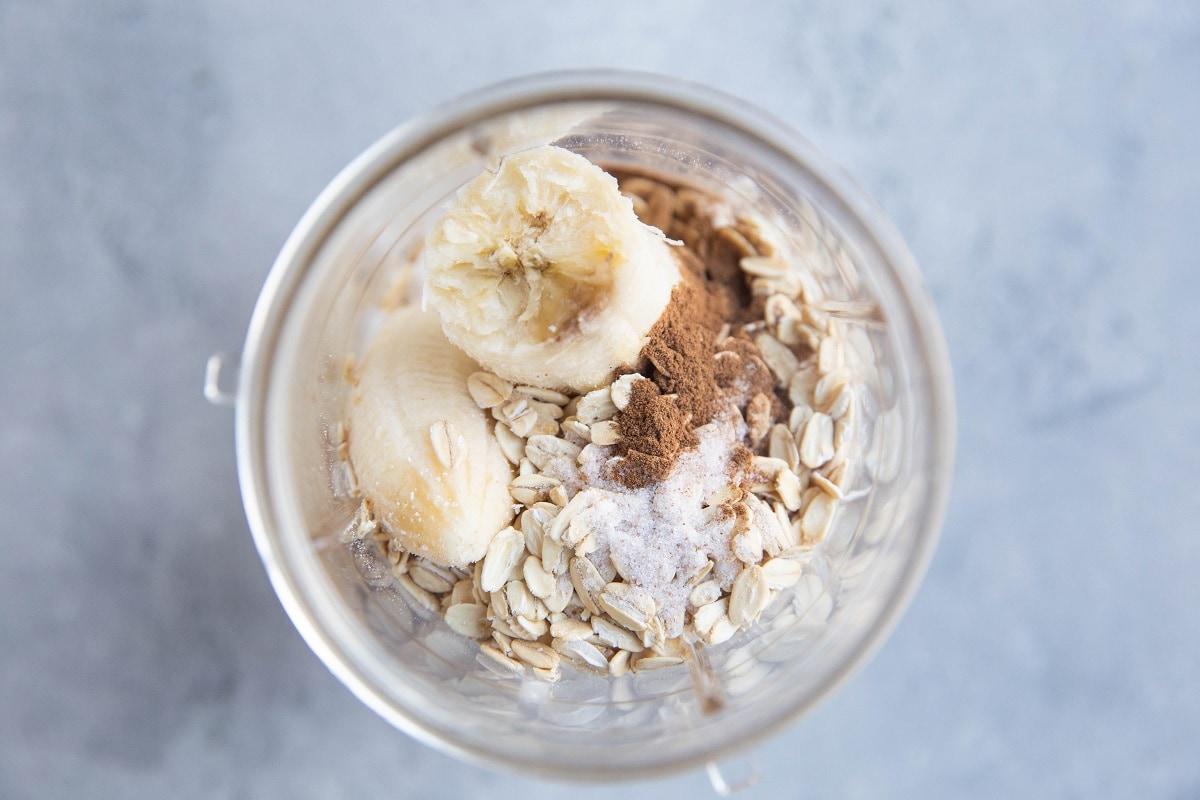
2,1,1198,797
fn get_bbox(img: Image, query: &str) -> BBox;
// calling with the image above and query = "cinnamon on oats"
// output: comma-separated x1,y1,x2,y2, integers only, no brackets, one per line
612,377,697,487
342,163,875,681
613,251,784,488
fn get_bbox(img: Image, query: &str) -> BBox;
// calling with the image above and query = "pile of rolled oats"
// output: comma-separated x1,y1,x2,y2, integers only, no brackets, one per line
341,174,880,683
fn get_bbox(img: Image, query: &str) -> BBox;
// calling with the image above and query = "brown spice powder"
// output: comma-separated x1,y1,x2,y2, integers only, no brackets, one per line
715,335,786,420
641,276,723,424
614,252,781,488
609,172,789,489
610,378,697,487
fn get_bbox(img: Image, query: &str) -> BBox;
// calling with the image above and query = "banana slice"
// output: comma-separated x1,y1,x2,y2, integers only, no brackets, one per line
347,307,515,567
423,145,681,393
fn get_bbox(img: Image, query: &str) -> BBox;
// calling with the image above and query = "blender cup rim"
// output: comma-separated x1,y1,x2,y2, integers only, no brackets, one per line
234,69,956,781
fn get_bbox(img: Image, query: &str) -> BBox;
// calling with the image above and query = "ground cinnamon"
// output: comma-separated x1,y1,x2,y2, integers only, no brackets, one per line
610,173,789,489
610,377,697,487
614,252,779,487
641,277,722,424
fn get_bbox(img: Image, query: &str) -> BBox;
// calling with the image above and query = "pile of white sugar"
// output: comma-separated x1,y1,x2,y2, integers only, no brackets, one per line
541,415,749,637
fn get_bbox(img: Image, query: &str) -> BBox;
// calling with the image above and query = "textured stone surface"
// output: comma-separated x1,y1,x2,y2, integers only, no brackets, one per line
2,1,1198,797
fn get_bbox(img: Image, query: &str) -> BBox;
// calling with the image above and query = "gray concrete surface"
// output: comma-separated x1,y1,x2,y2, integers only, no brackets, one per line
2,1,1198,797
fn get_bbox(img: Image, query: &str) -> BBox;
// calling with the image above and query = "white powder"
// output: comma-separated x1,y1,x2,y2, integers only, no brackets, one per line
548,413,748,637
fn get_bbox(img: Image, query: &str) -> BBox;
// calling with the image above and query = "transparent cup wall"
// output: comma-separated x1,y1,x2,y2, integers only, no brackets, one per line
251,95,949,780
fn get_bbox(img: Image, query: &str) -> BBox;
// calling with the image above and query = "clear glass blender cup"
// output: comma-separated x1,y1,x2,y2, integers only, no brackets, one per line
211,70,955,783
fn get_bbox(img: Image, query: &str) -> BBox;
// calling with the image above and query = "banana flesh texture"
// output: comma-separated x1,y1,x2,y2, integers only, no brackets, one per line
424,145,680,393
347,307,516,567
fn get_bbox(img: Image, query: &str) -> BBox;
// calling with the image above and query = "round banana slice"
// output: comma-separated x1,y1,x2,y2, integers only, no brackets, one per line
347,307,515,567
424,145,681,393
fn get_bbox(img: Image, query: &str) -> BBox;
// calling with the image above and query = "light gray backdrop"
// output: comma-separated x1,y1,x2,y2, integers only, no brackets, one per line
2,1,1197,797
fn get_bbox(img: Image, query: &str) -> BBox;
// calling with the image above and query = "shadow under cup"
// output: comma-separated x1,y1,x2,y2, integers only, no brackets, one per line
234,73,955,782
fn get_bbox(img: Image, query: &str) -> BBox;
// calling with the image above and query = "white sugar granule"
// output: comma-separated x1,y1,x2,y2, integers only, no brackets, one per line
555,414,747,637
